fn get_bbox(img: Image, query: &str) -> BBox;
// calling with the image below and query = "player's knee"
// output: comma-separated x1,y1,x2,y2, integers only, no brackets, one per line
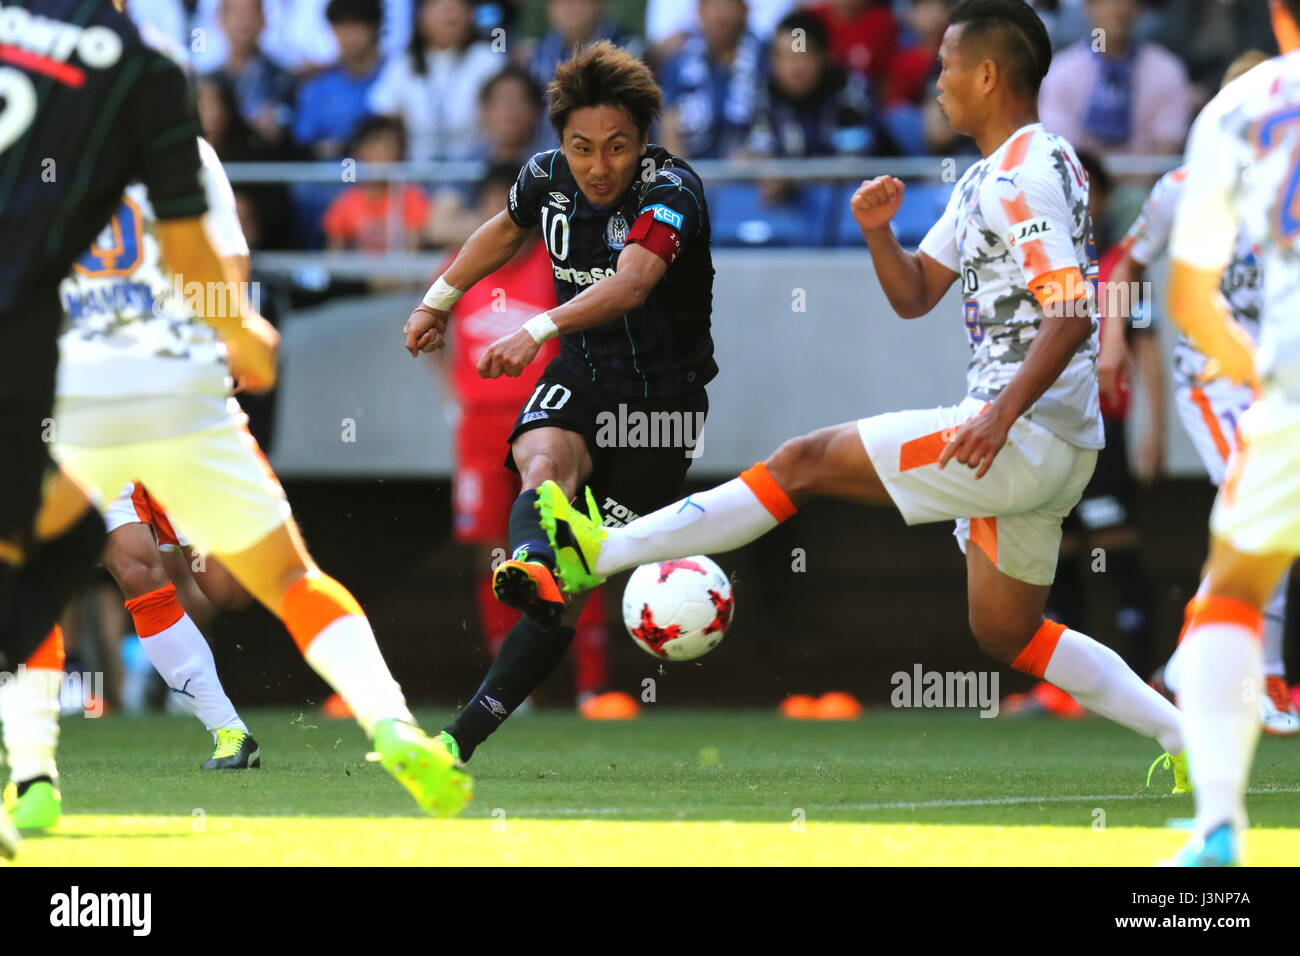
766,434,823,502
112,553,169,600
204,576,254,612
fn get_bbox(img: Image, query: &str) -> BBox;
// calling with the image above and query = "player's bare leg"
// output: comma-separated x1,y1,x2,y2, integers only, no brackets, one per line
963,543,1183,753
104,524,256,767
1175,537,1291,856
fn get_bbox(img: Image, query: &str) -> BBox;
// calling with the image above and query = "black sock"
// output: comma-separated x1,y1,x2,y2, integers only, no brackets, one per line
445,615,575,761
1106,547,1155,676
0,508,105,665
0,559,18,668
507,489,555,569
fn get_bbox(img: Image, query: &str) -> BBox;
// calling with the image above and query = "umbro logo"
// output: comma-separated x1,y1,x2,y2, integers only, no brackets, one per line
481,696,508,719
549,192,570,205
528,157,548,178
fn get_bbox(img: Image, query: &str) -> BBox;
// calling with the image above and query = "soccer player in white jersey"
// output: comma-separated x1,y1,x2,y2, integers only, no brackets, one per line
1104,51,1300,739
44,123,471,817
535,0,1188,785
1161,0,1300,865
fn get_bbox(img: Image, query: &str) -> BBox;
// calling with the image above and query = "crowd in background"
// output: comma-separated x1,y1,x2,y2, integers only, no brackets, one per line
122,0,1276,254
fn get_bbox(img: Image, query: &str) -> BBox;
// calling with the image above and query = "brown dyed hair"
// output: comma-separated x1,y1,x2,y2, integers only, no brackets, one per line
547,40,662,141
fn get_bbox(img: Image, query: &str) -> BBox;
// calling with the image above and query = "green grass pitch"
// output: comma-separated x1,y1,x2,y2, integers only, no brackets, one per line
7,708,1300,866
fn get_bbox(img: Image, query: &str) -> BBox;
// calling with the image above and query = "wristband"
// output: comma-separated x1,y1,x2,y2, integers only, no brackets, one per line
422,275,463,310
522,312,559,344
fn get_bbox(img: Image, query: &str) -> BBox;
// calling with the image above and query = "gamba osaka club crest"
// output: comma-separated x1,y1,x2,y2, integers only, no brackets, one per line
606,214,628,251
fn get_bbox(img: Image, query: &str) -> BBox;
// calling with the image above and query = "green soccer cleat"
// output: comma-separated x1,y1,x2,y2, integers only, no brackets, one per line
434,731,461,763
535,479,608,594
202,728,261,770
368,720,472,818
1146,751,1192,795
4,779,61,831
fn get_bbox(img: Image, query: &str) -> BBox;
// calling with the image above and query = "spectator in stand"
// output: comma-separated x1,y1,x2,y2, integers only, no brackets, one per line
658,0,764,160
526,0,642,149
322,117,431,256
806,0,897,88
645,0,795,62
748,9,886,203
204,0,297,153
426,64,547,247
368,0,504,162
1039,0,1191,156
880,0,951,156
294,0,385,159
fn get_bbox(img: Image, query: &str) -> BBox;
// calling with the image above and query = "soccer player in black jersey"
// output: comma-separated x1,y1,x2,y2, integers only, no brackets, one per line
0,0,277,806
403,41,716,761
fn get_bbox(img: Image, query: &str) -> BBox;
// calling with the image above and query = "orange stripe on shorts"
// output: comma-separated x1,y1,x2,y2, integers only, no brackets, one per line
1189,386,1233,463
1012,619,1067,678
970,516,998,566
898,427,951,472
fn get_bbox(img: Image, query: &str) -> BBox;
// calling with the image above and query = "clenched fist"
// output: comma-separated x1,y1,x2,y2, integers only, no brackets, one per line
404,304,449,356
851,176,906,234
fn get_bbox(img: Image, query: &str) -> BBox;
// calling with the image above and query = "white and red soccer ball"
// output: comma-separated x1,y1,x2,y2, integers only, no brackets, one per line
621,556,734,661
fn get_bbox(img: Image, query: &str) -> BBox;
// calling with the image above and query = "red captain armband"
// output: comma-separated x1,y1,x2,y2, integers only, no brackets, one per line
627,211,683,265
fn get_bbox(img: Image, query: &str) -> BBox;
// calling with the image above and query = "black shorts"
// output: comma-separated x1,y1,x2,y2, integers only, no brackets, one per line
505,358,709,526
1063,415,1135,534
0,297,61,544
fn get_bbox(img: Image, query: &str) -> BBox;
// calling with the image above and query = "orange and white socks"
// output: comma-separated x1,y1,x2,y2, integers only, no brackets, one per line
1179,596,1263,835
0,626,65,784
281,572,413,736
1013,619,1185,754
595,463,797,576
125,583,246,738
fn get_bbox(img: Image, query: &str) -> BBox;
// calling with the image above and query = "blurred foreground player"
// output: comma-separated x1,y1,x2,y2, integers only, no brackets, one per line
539,0,1188,785
1108,50,1300,738
0,0,275,856
404,42,715,760
1161,1,1300,865
432,165,622,718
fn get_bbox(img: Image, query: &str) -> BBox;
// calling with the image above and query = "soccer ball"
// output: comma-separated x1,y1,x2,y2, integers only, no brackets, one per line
622,556,734,661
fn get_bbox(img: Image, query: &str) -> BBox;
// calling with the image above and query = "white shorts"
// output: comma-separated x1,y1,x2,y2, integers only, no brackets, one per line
1210,391,1300,556
1174,379,1256,485
103,482,191,550
56,408,291,557
857,396,1098,586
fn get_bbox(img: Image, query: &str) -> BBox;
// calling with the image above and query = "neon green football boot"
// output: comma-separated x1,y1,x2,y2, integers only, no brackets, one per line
1147,751,1192,795
368,720,472,818
535,479,608,593
434,731,461,763
4,779,62,831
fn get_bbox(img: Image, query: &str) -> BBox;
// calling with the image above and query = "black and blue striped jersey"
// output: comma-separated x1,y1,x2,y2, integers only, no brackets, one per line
506,144,716,400
0,0,207,314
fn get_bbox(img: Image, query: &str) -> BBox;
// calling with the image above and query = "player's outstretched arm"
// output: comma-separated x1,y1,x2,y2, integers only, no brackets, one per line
405,211,532,356
476,244,668,379
852,177,958,319
156,217,279,394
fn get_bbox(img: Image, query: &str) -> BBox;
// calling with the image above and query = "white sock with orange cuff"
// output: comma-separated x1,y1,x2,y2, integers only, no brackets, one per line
1013,619,1185,754
126,583,246,738
0,626,65,783
1180,596,1263,835
596,462,797,577
281,572,413,737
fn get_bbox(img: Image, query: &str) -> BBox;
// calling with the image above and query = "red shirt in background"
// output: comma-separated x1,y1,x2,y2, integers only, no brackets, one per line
323,184,430,253
443,238,559,409
885,41,939,106
808,2,898,84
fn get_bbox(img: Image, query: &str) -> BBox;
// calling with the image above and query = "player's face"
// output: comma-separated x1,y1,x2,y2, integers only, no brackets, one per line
934,24,979,135
560,105,646,206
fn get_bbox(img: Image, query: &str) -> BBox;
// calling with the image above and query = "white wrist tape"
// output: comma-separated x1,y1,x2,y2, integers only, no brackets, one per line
422,275,463,310
522,312,559,344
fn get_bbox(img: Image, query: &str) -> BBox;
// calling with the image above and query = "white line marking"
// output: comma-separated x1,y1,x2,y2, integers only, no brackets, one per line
494,787,1300,817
